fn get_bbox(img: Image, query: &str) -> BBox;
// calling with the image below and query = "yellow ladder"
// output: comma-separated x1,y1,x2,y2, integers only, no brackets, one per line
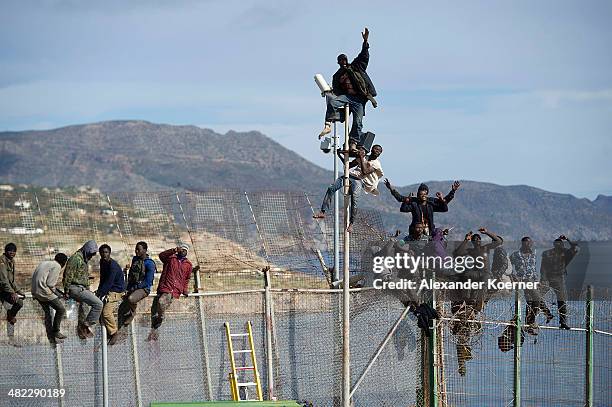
224,321,263,401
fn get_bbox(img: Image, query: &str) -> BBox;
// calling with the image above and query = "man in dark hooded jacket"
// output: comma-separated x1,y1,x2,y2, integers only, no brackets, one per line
385,180,460,236
319,27,377,147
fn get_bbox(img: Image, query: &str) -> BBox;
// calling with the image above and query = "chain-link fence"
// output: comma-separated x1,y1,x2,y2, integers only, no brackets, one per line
1,188,611,406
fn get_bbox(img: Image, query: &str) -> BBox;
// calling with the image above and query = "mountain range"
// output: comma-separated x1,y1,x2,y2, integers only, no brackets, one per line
1,120,610,241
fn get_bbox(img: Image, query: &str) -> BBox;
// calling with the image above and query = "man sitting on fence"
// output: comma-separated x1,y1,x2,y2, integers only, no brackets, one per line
63,240,103,340
96,244,126,345
0,243,26,344
147,243,197,341
318,27,377,151
118,241,156,327
313,144,383,233
31,253,69,344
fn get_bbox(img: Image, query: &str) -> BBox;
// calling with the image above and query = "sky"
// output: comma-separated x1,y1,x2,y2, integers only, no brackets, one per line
1,0,611,198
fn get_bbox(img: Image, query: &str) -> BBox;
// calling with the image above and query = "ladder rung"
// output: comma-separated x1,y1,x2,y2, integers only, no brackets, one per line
235,366,254,370
230,333,249,337
237,382,257,387
233,350,252,353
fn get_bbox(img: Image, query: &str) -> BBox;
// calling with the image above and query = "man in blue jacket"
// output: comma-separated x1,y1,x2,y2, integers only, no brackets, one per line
319,27,377,148
96,244,126,344
118,241,156,327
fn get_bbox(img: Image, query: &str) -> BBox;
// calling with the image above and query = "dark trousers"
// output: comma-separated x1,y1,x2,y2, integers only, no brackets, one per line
0,291,23,320
37,297,66,336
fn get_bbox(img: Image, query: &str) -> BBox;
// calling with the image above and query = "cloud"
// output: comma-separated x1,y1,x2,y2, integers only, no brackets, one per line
536,89,612,108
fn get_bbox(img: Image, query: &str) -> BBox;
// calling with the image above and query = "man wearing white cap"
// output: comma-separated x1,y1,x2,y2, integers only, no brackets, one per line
148,243,198,340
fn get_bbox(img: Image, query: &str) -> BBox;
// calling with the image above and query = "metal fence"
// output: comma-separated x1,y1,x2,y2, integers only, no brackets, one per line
1,187,611,406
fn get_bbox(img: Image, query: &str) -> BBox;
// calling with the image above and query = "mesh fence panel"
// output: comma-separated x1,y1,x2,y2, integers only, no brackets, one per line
1,188,611,406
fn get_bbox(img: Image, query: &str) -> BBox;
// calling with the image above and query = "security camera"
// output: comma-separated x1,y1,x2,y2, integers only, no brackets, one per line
314,74,331,97
320,137,332,153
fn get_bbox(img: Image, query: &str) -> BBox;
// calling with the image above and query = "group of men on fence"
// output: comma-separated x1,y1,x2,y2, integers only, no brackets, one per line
0,240,197,345
310,27,580,368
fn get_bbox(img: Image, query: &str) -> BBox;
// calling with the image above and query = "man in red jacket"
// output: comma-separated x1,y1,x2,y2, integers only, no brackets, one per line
148,243,198,340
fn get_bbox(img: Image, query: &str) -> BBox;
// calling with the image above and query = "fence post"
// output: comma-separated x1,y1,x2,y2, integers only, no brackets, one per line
264,267,276,400
341,104,351,407
585,285,593,407
428,277,438,407
54,335,65,407
513,290,521,407
130,322,143,407
102,325,109,407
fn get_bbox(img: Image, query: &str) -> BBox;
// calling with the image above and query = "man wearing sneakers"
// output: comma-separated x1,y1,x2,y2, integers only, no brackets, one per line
63,240,103,340
31,253,69,343
313,144,383,233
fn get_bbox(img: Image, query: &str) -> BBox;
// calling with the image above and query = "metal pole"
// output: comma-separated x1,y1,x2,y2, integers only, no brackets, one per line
54,337,65,407
264,267,276,399
130,322,143,407
101,325,109,407
333,121,340,283
175,192,213,398
428,277,438,407
349,306,411,398
513,290,522,407
585,285,593,407
342,104,351,407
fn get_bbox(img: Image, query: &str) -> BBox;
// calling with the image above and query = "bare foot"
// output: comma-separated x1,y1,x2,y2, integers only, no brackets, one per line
313,211,325,219
318,124,332,139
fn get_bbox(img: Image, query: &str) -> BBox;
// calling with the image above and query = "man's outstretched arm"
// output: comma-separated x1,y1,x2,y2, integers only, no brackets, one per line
352,27,370,71
444,181,461,204
384,178,411,203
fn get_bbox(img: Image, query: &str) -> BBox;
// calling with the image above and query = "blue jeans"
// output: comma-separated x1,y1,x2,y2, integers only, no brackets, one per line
68,285,103,326
321,176,363,223
325,93,365,142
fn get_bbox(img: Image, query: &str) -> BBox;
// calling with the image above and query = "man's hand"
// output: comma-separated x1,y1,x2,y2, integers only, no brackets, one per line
478,227,488,234
362,27,369,43
10,293,19,303
182,292,189,298
192,265,200,274
383,178,392,190
452,181,461,191
559,235,567,241
436,192,444,201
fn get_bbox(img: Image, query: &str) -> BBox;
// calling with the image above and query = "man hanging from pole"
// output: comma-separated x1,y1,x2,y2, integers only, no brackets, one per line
318,27,377,152
313,144,384,233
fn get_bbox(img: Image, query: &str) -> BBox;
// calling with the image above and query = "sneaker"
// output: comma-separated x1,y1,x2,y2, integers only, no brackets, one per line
54,332,67,340
108,333,119,346
77,325,88,340
84,326,94,338
318,123,332,139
